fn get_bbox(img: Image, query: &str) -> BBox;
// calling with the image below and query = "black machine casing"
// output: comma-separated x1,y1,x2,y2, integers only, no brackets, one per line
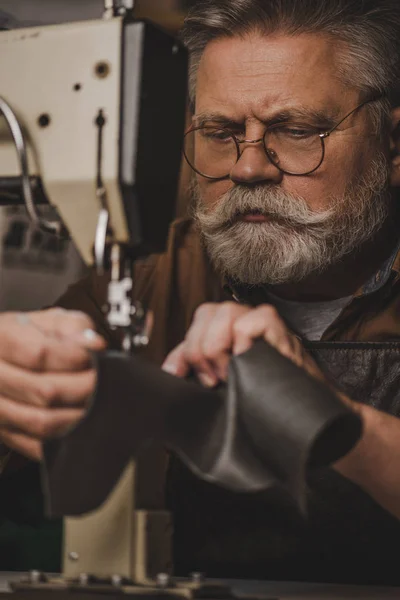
119,19,188,256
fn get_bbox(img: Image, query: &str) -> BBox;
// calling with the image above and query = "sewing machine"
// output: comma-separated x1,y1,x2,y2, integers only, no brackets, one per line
0,0,188,589
0,3,398,599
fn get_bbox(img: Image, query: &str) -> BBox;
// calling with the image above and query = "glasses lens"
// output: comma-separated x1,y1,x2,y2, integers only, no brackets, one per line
183,127,237,179
264,127,324,175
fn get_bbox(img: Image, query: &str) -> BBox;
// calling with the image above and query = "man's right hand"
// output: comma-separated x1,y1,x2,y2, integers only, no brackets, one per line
0,308,105,461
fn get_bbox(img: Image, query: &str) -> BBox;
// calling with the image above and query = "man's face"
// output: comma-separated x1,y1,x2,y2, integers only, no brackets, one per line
191,32,391,285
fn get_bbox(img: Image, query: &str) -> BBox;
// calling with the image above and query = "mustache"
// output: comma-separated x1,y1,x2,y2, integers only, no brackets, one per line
193,184,336,231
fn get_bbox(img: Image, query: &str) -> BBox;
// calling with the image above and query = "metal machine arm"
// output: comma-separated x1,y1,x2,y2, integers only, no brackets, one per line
0,1,187,350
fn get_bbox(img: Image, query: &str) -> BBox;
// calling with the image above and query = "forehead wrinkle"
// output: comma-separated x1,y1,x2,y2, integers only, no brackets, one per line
194,103,343,129
199,32,354,97
196,34,361,129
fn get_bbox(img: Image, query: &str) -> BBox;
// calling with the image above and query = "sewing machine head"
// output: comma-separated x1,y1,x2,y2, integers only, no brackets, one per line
0,1,187,349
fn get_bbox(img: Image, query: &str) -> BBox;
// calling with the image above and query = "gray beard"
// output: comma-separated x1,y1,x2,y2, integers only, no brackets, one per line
192,154,391,285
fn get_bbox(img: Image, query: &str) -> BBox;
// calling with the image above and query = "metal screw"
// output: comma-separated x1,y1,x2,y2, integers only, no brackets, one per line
191,572,205,584
156,573,171,588
78,573,89,585
172,44,178,55
111,574,123,587
29,571,45,584
68,551,79,562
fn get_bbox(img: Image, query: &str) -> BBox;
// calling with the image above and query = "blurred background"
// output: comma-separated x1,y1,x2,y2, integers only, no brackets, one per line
0,0,189,30
0,0,191,311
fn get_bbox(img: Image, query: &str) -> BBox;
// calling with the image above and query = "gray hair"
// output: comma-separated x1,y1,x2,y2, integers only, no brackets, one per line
181,0,400,132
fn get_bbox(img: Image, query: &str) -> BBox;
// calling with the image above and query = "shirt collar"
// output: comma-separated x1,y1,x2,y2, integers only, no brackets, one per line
355,237,400,297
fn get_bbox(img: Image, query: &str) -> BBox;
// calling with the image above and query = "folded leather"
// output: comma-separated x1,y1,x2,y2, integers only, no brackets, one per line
42,340,361,517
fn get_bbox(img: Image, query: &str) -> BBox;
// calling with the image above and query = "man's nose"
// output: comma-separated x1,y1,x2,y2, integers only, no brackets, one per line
230,141,283,185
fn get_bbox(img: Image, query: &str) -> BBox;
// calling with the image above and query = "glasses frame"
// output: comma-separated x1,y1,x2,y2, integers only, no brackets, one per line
184,95,383,180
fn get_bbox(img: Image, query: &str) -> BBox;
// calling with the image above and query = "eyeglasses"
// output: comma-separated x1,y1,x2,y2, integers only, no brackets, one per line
183,96,382,179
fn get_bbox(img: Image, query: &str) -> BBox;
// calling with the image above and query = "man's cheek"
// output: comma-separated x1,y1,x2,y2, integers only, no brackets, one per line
198,178,233,209
283,174,338,213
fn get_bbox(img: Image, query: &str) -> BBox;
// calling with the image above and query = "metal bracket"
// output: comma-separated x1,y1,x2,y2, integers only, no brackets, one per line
0,96,62,236
104,0,135,19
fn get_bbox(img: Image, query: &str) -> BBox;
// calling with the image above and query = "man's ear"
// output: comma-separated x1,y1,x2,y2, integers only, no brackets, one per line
390,107,400,187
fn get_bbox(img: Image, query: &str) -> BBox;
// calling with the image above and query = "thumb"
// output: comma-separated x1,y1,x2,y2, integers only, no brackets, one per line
162,342,189,378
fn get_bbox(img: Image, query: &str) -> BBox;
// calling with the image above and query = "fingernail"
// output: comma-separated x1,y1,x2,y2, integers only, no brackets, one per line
162,363,178,375
82,329,100,341
198,373,218,388
73,329,103,345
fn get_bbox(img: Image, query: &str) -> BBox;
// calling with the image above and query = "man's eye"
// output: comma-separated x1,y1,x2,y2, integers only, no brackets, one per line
202,129,233,141
279,126,318,139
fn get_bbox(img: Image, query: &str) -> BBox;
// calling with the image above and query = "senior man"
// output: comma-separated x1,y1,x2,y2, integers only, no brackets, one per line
2,0,400,585
57,0,400,585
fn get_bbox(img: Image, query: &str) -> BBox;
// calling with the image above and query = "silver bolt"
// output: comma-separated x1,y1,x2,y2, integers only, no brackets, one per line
156,573,170,588
29,571,42,584
191,572,204,584
111,574,123,587
68,552,79,562
172,44,179,55
79,573,89,586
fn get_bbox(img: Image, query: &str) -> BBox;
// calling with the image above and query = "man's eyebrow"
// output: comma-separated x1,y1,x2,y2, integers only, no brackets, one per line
193,112,242,128
268,107,341,127
193,107,341,129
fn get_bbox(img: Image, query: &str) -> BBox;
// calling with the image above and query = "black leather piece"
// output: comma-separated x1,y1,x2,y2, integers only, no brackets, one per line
42,340,361,518
168,342,400,584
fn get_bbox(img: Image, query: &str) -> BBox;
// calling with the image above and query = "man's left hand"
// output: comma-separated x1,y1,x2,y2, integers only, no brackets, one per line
162,302,323,387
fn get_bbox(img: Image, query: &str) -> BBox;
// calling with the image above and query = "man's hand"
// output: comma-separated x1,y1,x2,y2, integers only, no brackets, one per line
0,308,105,461
162,302,323,387
163,302,400,521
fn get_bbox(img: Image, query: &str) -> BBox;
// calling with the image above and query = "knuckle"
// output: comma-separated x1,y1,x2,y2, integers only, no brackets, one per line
21,343,47,371
34,413,52,438
291,336,303,352
259,304,280,320
194,303,215,321
279,341,294,357
36,379,58,406
232,319,251,336
219,302,244,320
185,347,205,368
201,342,220,361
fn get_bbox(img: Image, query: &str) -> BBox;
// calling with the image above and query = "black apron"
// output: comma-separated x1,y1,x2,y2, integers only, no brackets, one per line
167,342,400,586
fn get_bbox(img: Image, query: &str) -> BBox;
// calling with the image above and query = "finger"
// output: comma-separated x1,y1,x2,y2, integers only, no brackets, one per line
0,314,101,372
162,342,191,378
200,303,251,381
0,428,42,461
183,304,221,386
28,309,106,351
0,364,96,408
232,305,295,356
0,396,85,439
28,308,93,338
